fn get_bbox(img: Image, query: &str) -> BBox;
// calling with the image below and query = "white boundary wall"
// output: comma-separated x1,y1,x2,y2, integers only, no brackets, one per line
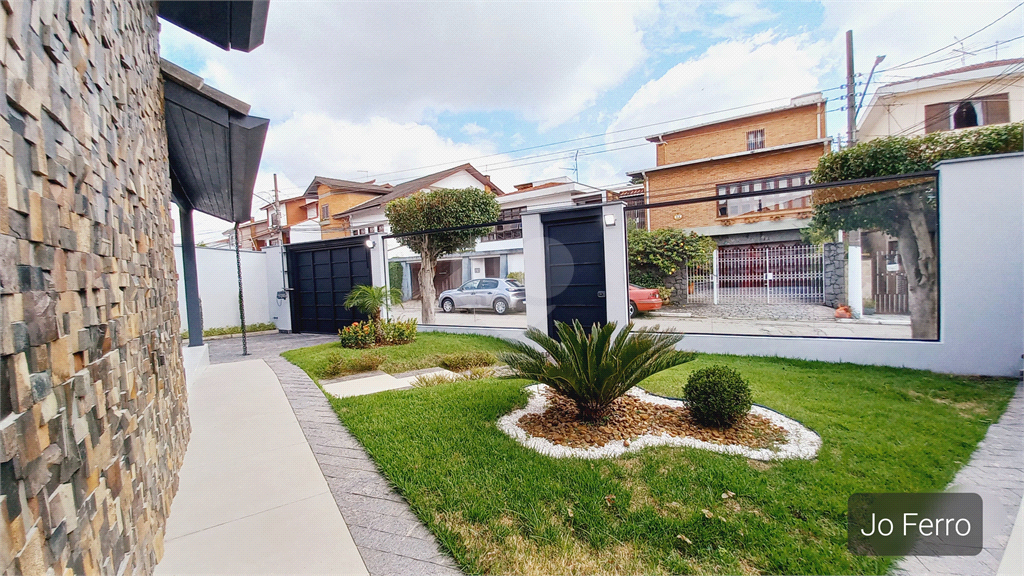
174,245,271,330
675,153,1022,377
426,153,1024,377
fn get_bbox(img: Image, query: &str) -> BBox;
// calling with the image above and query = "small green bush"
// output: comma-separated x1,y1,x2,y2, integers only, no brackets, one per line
380,318,418,345
685,365,753,428
322,351,387,378
344,351,386,373
505,271,525,284
439,351,496,372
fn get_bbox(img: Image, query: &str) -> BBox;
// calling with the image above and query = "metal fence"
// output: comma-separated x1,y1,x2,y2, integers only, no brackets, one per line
687,244,824,304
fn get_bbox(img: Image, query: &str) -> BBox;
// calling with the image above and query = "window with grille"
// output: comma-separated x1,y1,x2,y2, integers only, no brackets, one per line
746,129,766,151
924,93,1010,134
321,205,330,221
716,172,812,218
483,207,524,241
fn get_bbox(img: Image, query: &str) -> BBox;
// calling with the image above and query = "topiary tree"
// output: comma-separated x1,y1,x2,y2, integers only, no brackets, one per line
685,365,752,428
385,188,501,324
806,122,1022,340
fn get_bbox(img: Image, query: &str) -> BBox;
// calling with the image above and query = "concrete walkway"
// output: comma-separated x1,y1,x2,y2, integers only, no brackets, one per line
896,382,1024,576
156,359,368,575
158,333,462,576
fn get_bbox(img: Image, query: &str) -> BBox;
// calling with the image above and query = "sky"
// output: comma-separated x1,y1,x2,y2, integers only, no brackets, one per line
160,1,1024,243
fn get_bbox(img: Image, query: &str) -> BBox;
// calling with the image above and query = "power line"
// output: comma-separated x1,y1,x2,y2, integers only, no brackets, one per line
880,2,1024,73
246,24,1024,201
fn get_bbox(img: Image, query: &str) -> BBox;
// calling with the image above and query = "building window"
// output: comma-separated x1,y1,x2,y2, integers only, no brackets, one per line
746,129,765,151
321,205,330,221
483,207,524,242
716,172,812,218
377,224,385,232
924,93,1010,133
622,193,646,230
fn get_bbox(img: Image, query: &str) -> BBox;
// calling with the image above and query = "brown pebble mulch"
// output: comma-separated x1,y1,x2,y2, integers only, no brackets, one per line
518,389,788,450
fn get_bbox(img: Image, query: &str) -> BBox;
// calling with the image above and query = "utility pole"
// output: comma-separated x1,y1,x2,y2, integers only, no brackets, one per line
846,30,857,147
273,173,283,246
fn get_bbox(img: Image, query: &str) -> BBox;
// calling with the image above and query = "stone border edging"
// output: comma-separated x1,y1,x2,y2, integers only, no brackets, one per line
264,356,463,576
497,385,822,460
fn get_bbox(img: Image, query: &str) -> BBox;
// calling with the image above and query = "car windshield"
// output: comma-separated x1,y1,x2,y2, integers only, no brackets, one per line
506,279,523,287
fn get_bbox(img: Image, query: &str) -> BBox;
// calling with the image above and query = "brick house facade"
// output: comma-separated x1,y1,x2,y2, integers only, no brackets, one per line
628,93,831,248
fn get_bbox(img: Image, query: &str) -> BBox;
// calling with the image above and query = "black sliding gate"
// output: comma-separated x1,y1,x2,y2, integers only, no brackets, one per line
287,238,371,333
542,207,606,337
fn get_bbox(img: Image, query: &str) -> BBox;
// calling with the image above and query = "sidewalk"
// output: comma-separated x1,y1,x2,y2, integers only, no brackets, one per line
896,382,1024,576
156,359,368,575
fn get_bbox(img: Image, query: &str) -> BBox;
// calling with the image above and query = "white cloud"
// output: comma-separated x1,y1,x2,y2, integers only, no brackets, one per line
820,1,1024,85
160,1,657,129
461,122,487,136
608,33,829,139
712,2,779,35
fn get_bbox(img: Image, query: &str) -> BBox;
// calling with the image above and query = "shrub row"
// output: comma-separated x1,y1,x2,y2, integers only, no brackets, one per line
339,319,418,349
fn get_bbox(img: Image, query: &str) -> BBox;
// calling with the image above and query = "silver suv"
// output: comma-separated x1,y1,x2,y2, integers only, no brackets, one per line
439,278,525,315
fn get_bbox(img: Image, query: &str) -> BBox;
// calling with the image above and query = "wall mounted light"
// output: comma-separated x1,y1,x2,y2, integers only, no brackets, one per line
604,214,616,227
365,239,376,249
674,214,682,220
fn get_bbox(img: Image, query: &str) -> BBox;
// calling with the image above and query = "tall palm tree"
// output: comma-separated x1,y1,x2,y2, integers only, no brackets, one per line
499,320,694,420
344,285,403,342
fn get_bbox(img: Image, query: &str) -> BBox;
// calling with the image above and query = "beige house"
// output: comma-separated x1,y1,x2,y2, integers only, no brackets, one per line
858,58,1023,141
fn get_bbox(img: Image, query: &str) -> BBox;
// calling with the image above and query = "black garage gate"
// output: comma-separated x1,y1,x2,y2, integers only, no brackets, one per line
542,207,607,337
286,238,372,333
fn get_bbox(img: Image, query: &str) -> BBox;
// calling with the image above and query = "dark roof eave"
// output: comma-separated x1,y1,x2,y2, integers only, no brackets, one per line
158,1,269,53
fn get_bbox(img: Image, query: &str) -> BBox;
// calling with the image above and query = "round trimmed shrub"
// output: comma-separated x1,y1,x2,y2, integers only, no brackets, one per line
685,365,752,428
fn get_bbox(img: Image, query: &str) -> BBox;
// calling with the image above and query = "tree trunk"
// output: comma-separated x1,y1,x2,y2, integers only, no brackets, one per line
419,243,437,325
895,195,938,340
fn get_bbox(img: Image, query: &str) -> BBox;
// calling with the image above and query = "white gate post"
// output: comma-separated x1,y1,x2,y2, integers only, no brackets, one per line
765,246,771,304
847,230,863,319
522,211,547,333
712,248,719,305
367,233,390,321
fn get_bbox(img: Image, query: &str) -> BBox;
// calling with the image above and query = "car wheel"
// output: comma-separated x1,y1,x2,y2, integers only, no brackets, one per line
493,298,508,315
629,301,637,318
441,298,455,313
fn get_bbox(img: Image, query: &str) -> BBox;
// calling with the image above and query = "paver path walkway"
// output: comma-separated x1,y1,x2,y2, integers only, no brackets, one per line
156,359,368,575
896,382,1024,576
163,333,463,575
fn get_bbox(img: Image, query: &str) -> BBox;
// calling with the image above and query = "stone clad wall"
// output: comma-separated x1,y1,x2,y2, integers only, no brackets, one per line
823,241,846,308
0,1,189,574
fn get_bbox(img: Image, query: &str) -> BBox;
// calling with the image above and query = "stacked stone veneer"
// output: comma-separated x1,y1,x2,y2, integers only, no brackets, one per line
823,242,846,308
0,1,189,575
663,267,688,305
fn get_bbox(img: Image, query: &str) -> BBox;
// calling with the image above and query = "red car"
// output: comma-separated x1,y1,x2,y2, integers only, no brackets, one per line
629,284,663,317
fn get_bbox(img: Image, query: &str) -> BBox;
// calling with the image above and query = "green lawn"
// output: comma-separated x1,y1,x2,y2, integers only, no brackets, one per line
281,332,508,380
319,353,1016,575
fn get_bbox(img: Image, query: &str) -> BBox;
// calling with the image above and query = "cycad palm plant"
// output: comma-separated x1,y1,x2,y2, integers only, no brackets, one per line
344,285,403,343
499,320,694,420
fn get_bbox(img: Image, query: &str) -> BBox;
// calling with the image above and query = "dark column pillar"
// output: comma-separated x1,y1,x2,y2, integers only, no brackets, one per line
179,205,204,347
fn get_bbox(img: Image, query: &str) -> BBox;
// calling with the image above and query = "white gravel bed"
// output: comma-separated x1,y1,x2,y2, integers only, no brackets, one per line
497,384,822,461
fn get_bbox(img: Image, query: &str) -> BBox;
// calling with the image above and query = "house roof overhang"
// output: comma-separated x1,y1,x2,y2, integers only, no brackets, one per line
158,1,270,52
163,59,269,223
626,138,831,178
